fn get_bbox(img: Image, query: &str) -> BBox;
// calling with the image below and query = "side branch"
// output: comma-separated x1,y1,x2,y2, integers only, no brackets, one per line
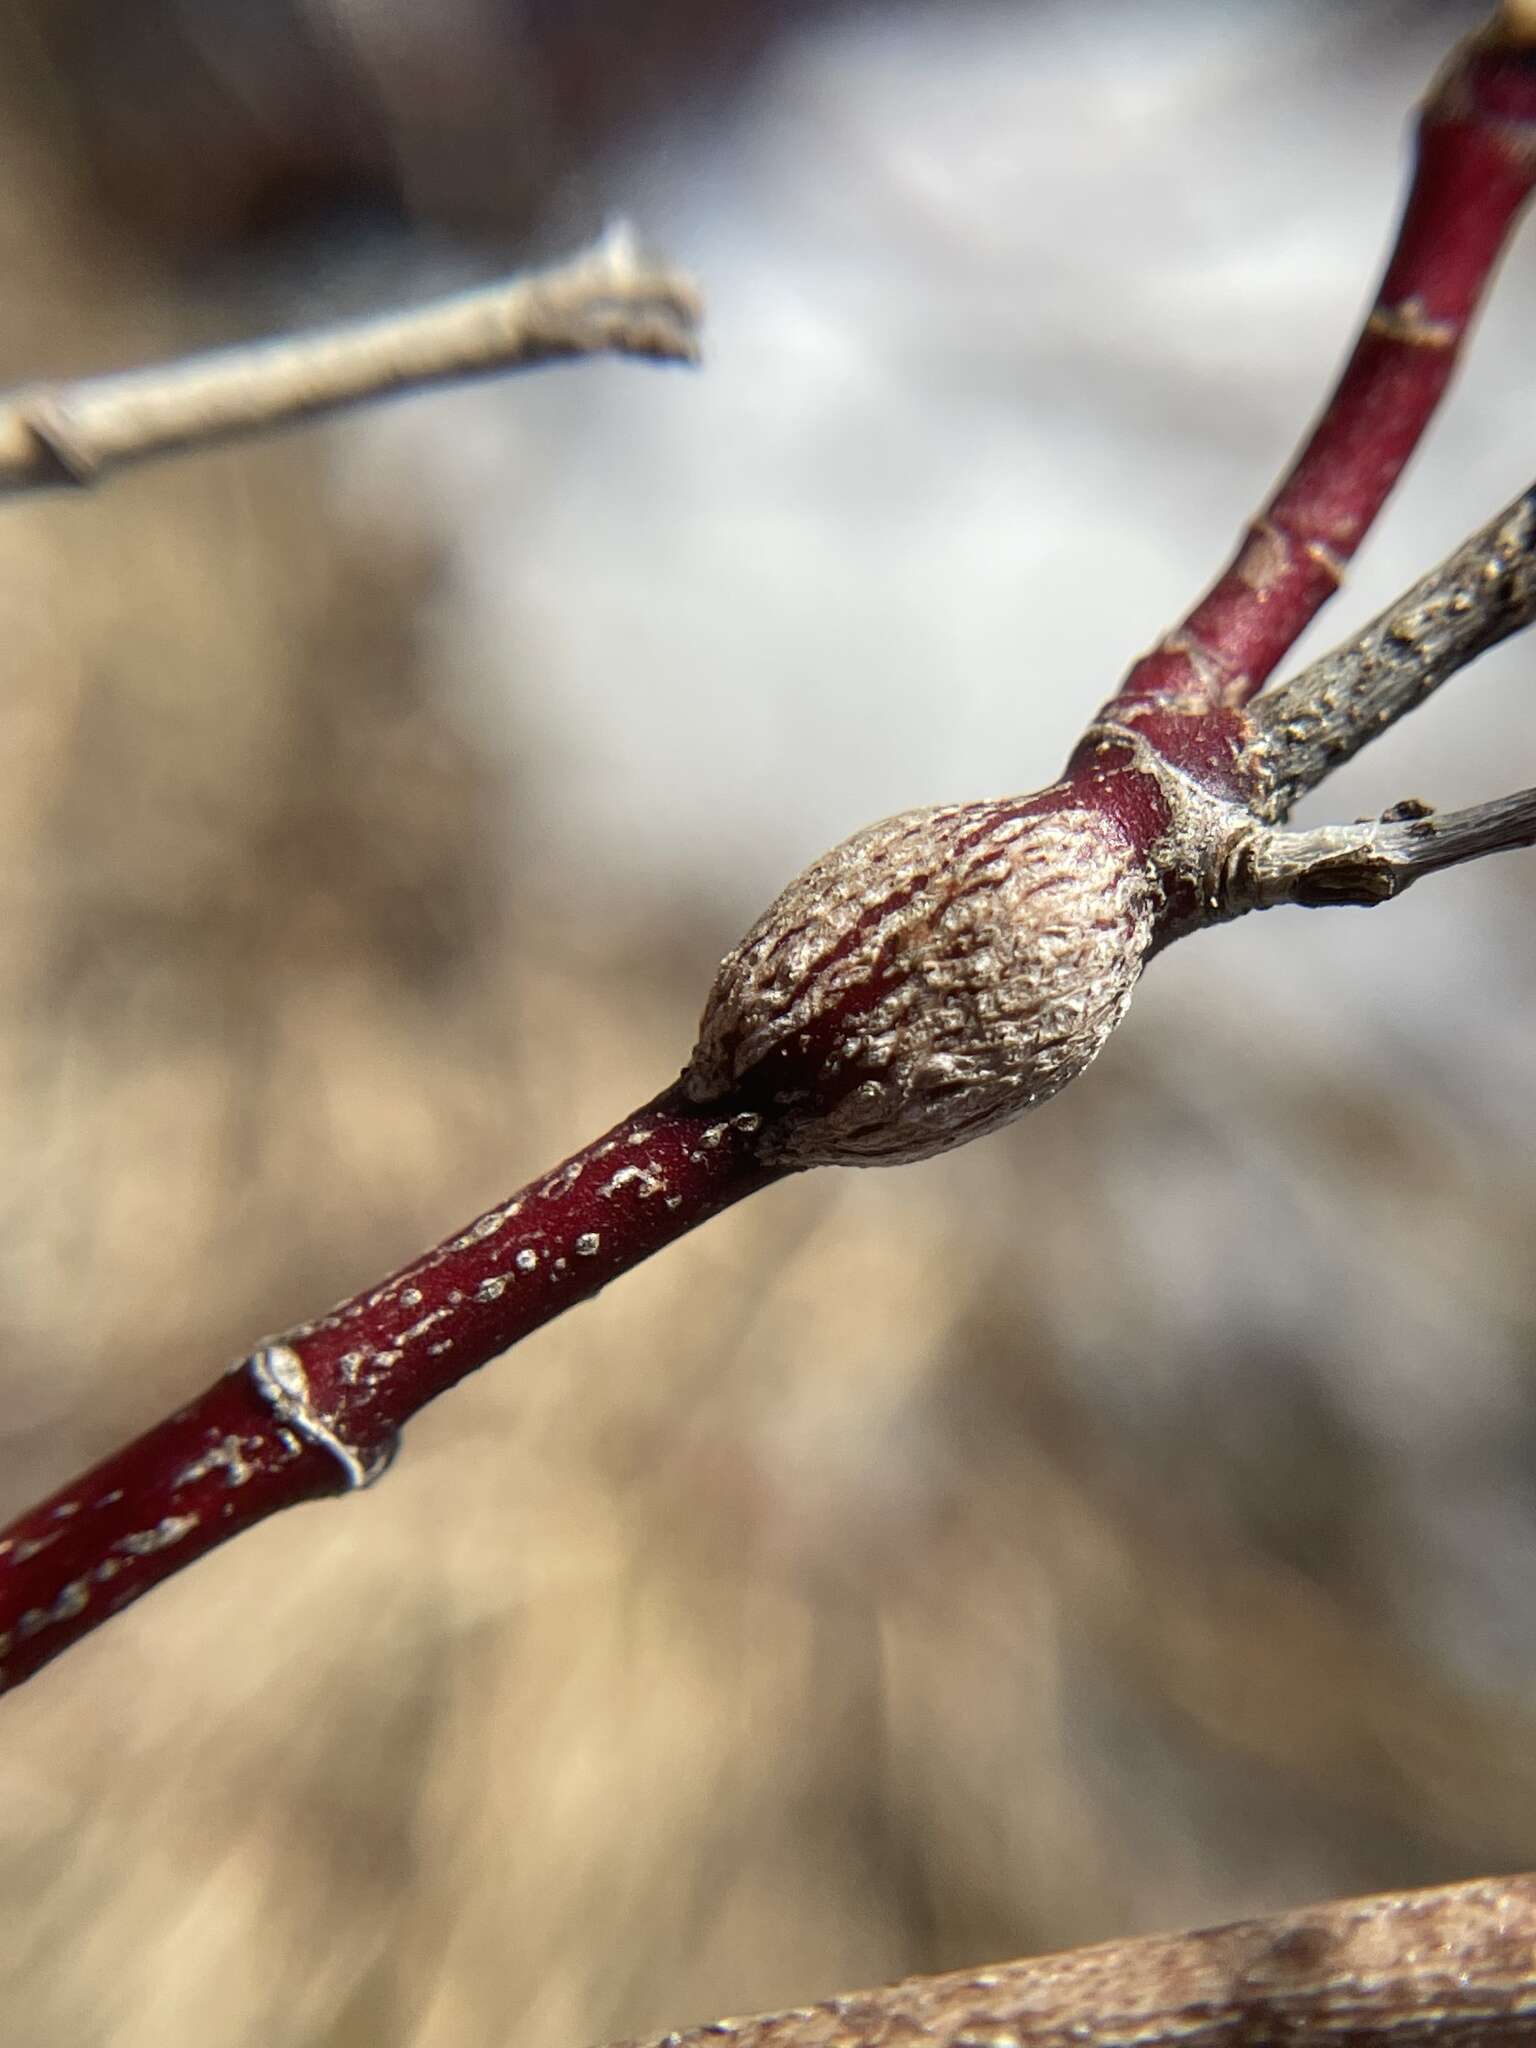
609,1874,1536,2048
1246,483,1536,818
0,228,701,494
1223,789,1536,912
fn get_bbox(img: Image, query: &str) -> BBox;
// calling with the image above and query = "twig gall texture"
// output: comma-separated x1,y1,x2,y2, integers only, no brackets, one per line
5,17,1536,1692
607,1875,1536,2048
0,228,701,493
686,800,1156,1167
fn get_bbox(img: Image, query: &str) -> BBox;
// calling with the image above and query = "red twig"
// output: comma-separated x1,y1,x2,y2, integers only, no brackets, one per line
1088,22,1536,799
610,1873,1536,2048
0,1091,775,1688
4,17,1536,1694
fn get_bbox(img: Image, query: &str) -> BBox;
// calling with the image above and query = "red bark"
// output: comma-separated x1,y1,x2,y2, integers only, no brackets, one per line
4,19,1535,1693
0,1090,776,1688
1096,27,1536,776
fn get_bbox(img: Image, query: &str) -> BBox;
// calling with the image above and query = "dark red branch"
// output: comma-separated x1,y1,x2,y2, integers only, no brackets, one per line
612,1873,1536,2048
1087,24,1536,801
0,1087,778,1689
6,15,1536,1699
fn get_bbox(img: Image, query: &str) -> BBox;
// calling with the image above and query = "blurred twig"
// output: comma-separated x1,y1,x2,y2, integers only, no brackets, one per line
610,1875,1536,2048
0,226,701,494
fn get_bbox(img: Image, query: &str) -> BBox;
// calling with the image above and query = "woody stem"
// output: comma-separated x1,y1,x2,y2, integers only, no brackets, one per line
0,1088,777,1691
1091,21,1536,801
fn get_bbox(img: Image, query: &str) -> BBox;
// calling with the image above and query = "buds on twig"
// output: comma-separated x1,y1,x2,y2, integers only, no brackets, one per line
607,1873,1536,2048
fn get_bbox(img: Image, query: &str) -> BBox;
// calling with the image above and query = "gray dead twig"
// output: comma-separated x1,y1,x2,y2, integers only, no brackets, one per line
1246,485,1536,821
0,226,701,495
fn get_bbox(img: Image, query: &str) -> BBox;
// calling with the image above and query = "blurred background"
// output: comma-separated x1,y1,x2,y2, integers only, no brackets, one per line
2,1,1536,2043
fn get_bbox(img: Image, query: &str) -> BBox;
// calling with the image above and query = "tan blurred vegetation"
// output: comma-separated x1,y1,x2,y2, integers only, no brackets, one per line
3,5,1536,2047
